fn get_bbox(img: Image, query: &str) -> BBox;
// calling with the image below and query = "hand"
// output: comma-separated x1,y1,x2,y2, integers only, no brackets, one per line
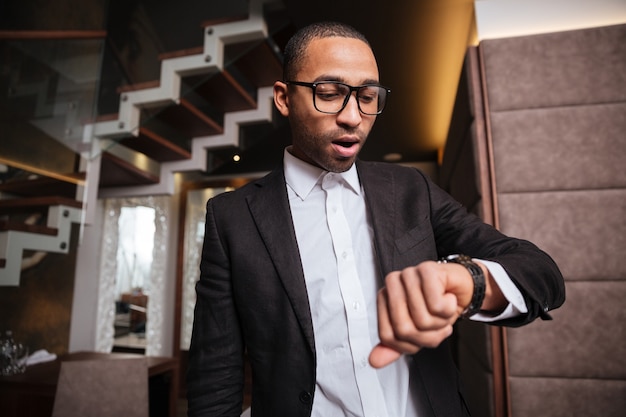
369,260,476,368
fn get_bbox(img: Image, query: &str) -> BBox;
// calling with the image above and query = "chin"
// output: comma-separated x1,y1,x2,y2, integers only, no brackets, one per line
325,159,355,173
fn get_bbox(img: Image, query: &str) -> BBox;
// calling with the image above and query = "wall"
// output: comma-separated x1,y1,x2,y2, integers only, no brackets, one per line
441,18,626,417
444,1,626,416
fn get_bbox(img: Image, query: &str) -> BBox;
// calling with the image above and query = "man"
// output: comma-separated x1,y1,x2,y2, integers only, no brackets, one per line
187,21,564,417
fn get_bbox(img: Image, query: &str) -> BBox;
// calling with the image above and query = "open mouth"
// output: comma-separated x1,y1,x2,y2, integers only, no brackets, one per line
332,140,359,157
334,141,356,148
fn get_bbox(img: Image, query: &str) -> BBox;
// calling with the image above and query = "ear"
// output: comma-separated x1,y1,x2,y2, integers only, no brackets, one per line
273,81,289,117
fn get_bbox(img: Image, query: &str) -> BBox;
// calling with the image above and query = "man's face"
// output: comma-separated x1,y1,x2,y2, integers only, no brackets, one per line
278,37,380,172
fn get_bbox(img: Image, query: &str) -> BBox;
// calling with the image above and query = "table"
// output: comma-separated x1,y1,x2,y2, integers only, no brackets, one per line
0,351,179,417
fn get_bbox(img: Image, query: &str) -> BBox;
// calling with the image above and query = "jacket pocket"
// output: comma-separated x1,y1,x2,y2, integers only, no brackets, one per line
394,220,434,255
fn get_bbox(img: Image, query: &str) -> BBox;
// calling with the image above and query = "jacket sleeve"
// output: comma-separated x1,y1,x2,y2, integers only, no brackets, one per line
423,171,565,326
187,197,245,417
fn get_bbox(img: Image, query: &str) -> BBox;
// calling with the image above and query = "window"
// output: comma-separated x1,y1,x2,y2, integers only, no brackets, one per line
116,206,155,297
96,196,169,356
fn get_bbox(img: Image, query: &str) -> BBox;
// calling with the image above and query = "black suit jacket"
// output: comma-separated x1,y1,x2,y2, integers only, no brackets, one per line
187,160,565,417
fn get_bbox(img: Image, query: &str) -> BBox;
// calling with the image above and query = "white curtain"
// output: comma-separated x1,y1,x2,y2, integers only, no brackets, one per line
180,187,232,350
95,195,169,356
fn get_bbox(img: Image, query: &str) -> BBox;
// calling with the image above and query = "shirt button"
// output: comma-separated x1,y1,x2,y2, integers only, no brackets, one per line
360,357,368,368
342,251,348,259
353,301,360,310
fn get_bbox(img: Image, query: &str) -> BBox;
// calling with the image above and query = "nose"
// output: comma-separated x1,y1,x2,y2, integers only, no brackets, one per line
336,93,362,127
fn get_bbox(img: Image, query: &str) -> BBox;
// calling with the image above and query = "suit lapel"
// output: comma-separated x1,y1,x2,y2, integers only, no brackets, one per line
242,162,400,357
245,168,316,354
357,161,397,276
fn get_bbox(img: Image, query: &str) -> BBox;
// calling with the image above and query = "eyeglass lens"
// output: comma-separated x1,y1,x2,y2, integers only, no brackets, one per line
314,82,387,115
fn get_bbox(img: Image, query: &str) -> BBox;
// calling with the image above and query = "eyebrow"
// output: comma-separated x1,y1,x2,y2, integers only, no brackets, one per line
312,75,381,85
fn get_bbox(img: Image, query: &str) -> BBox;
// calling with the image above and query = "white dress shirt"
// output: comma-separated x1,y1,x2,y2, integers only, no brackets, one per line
283,149,526,417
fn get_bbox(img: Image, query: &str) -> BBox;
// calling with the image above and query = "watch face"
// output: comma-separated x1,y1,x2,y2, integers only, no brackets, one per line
441,254,470,263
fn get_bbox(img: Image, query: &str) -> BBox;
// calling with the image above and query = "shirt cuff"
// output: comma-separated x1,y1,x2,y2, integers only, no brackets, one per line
470,259,528,322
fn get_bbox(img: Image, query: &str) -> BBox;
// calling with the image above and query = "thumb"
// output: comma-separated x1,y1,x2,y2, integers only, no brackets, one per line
369,344,403,368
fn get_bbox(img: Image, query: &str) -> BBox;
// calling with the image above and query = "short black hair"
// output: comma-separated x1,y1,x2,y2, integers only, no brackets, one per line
282,21,371,81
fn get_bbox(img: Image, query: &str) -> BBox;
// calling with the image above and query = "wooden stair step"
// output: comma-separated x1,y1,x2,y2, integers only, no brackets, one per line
153,98,223,138
0,219,58,236
185,70,257,113
0,174,84,198
99,152,160,188
0,196,83,213
200,15,249,28
95,113,119,123
158,46,203,61
117,80,161,94
119,127,191,162
229,40,282,87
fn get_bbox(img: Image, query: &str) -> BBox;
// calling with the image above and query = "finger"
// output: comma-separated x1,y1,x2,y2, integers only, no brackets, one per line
416,263,458,319
377,287,421,353
369,343,403,368
377,286,453,353
386,267,450,332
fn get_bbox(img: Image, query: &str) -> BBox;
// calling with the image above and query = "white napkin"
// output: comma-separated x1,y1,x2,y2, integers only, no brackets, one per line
24,349,57,366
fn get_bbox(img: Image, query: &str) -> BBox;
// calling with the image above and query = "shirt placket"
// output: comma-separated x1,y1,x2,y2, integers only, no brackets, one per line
322,172,389,417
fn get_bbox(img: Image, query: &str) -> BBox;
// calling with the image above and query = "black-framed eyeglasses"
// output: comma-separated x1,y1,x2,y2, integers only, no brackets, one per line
286,80,391,115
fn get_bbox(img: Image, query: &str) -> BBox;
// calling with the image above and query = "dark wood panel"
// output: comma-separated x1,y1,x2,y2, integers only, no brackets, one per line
187,70,257,113
119,127,191,162
0,30,106,40
0,220,58,236
230,40,282,87
0,196,83,212
99,152,159,188
0,176,82,199
154,99,223,138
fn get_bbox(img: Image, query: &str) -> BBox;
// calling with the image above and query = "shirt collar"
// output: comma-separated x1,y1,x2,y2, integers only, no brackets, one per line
283,147,361,201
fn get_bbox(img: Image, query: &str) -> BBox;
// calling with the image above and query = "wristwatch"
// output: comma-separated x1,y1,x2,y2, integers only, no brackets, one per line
439,254,486,318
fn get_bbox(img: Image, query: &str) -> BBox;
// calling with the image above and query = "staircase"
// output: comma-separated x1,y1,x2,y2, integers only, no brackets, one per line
0,0,293,285
93,0,288,198
0,197,83,286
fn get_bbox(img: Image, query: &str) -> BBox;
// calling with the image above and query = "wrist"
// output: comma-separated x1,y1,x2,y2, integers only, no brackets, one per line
479,263,507,313
439,255,486,318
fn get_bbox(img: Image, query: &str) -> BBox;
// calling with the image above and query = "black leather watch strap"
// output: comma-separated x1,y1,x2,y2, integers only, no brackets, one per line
439,254,486,318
